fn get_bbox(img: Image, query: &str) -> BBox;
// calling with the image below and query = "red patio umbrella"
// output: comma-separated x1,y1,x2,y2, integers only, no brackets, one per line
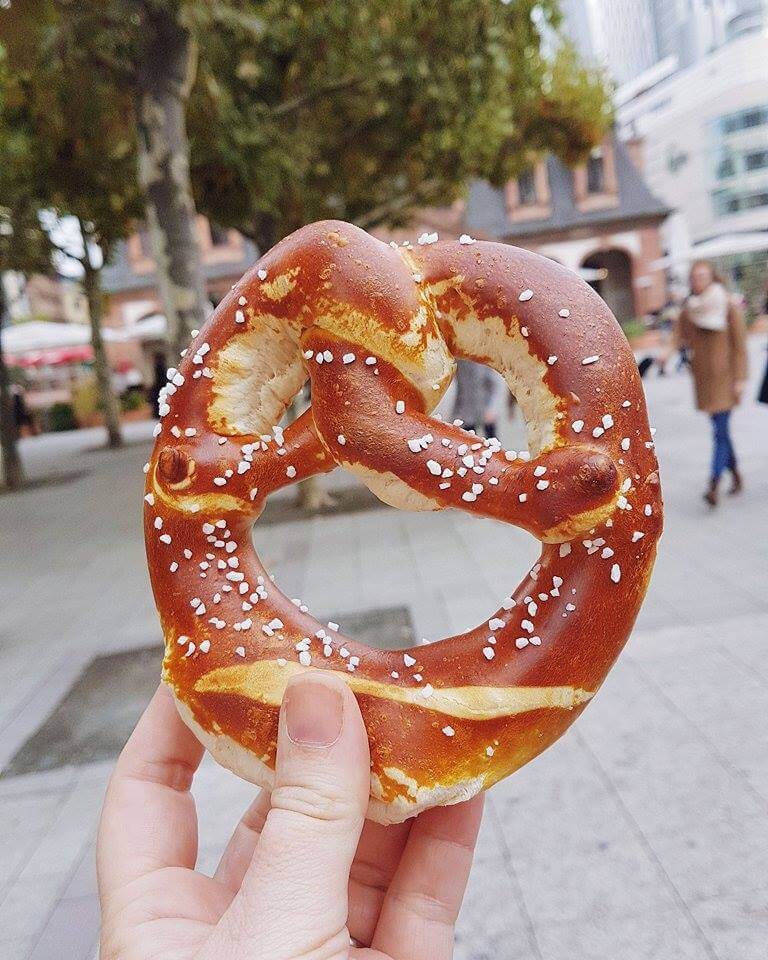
7,344,95,368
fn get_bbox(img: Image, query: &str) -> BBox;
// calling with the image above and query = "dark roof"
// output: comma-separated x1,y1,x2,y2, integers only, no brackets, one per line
465,134,670,242
101,238,259,294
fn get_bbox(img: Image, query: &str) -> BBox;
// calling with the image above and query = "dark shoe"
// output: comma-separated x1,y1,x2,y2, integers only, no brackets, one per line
728,468,743,495
704,479,719,507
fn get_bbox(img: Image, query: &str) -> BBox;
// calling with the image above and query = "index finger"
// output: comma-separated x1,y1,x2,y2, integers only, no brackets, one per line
97,684,204,895
371,795,484,960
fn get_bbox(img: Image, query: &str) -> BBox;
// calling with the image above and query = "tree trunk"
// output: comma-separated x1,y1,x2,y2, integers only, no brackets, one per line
80,223,123,449
0,286,25,490
134,9,208,359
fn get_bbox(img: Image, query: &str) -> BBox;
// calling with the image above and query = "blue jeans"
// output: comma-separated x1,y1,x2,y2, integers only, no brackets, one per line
711,410,736,481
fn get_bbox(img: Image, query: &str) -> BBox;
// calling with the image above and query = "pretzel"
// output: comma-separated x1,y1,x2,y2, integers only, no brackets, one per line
144,220,662,824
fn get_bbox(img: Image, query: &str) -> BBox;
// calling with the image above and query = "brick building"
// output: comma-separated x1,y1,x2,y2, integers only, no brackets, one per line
98,216,257,376
463,133,670,323
99,135,667,366
101,217,257,330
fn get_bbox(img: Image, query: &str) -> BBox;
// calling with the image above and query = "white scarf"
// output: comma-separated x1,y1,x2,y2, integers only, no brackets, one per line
687,282,728,332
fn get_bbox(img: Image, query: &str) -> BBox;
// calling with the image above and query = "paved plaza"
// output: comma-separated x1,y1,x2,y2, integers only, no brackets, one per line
1,339,767,959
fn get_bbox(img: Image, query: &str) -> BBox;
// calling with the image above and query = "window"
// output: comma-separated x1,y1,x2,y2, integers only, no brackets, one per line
209,223,230,247
745,191,768,210
719,105,768,136
713,188,768,215
586,148,605,194
742,109,765,129
745,150,768,172
138,227,153,258
517,169,537,206
716,154,736,180
667,148,689,174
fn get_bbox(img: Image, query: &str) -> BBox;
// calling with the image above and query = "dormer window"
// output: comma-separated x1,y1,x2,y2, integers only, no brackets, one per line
209,223,230,247
517,168,538,206
203,217,244,260
138,227,153,258
573,138,619,212
505,160,551,221
586,147,606,194
127,224,156,273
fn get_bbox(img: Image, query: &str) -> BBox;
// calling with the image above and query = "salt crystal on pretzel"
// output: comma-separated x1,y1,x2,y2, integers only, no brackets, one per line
144,220,663,824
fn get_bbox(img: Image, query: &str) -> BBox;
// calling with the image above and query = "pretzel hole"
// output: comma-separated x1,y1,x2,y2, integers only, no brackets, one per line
247,506,539,651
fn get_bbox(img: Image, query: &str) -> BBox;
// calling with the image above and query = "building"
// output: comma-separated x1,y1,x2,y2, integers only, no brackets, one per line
1,272,89,325
94,216,257,379
562,0,768,85
463,133,669,323
559,1,768,287
101,217,257,331
560,0,660,86
650,0,756,71
616,29,768,277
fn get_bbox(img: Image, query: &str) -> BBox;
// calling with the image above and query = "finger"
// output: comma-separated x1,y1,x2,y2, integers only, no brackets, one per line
215,795,412,943
349,819,413,945
213,790,271,891
371,795,484,960
97,684,204,895
211,671,370,959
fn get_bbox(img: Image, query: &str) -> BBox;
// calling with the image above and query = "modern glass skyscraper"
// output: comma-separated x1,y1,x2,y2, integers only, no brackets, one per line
559,0,659,86
561,0,768,276
561,0,768,86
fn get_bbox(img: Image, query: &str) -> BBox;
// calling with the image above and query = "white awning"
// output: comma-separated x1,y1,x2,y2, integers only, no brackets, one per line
1,313,171,357
108,313,168,343
652,231,768,269
1,320,116,353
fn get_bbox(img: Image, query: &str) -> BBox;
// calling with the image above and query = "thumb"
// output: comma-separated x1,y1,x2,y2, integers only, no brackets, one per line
216,671,370,959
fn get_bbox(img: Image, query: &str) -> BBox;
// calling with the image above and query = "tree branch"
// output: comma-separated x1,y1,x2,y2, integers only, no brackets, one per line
355,181,442,231
271,75,369,117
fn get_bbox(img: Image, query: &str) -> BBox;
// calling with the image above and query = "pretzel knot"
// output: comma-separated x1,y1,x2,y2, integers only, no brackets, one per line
144,221,663,824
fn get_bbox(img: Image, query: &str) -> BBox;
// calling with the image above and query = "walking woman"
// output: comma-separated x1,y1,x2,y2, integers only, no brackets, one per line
678,260,748,507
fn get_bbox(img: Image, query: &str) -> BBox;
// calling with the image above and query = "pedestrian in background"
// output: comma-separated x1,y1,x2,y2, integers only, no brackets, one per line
11,382,38,437
451,358,507,439
758,343,768,407
150,351,167,420
677,260,748,507
758,279,768,407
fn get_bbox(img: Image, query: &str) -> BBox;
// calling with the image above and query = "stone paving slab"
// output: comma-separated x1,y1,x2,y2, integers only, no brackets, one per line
1,340,767,958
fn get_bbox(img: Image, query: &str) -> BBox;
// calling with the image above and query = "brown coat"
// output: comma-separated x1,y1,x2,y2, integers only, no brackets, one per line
678,298,748,413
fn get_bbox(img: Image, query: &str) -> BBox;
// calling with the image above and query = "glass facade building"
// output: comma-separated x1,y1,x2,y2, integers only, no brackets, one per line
711,104,768,216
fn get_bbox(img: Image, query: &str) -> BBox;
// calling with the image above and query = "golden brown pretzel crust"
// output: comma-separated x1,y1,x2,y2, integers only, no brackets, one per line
144,220,662,823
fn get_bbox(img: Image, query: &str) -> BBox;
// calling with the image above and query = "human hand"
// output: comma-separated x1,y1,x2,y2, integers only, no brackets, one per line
98,675,483,960
734,380,747,403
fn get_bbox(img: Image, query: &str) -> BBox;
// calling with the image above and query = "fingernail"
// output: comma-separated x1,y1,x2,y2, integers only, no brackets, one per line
284,677,344,747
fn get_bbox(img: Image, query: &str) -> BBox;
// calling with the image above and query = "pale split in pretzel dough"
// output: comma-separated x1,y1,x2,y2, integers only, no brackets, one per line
146,220,663,825
173,693,486,824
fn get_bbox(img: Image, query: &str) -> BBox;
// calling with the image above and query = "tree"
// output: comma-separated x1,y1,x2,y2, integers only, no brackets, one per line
188,1,613,251
0,48,53,489
3,0,264,357
7,1,610,354
0,208,52,490
2,0,612,500
1,7,145,448
185,1,611,511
